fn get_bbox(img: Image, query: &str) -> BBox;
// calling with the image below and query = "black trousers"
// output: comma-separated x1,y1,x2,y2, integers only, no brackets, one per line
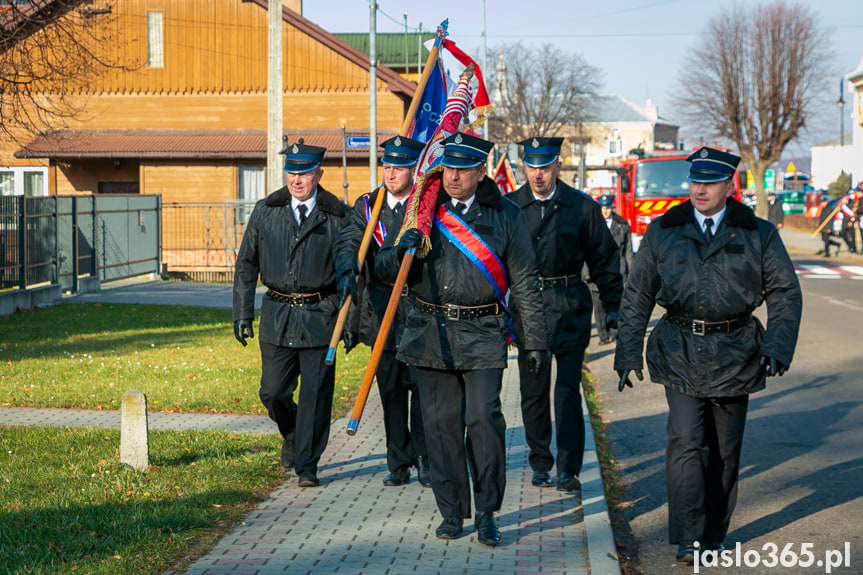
376,350,426,473
665,387,749,544
259,342,334,476
589,285,612,341
415,366,505,519
517,349,585,476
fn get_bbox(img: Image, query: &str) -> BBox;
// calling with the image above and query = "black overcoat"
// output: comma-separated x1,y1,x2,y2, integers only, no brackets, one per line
375,176,548,370
233,186,349,347
613,198,802,397
333,188,412,351
508,181,623,353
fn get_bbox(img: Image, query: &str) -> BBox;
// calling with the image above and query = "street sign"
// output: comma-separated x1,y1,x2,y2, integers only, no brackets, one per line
345,136,371,149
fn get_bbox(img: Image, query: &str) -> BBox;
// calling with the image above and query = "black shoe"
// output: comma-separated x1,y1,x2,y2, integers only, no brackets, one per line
556,471,581,492
474,511,501,547
703,541,725,552
383,467,410,486
599,336,613,345
531,469,553,487
280,433,295,469
415,456,431,487
435,517,464,540
676,541,698,564
297,473,319,488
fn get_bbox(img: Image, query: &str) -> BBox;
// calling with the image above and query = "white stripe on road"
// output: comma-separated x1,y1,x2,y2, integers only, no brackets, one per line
840,266,863,275
796,264,840,275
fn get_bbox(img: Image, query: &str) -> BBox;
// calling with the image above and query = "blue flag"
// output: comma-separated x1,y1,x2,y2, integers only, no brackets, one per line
409,58,449,144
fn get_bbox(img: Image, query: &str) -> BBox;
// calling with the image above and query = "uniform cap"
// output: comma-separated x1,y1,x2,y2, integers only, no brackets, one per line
440,132,494,168
686,146,741,183
280,140,326,173
380,135,424,167
597,195,614,207
518,137,564,168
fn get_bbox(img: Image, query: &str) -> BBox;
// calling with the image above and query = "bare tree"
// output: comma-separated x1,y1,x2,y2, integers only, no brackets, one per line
488,42,601,145
674,1,833,218
0,0,127,144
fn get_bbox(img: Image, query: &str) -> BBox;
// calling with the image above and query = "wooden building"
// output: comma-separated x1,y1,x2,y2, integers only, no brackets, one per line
6,0,416,207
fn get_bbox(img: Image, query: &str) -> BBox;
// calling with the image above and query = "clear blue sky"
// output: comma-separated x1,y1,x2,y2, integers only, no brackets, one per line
302,0,862,156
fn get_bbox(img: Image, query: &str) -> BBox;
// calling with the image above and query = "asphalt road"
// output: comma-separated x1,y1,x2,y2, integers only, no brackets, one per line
588,253,863,574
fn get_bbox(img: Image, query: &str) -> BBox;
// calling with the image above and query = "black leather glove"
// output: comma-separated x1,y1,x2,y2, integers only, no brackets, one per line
605,310,619,331
760,355,788,377
526,350,550,376
343,330,358,354
616,369,643,392
397,228,424,258
233,319,254,347
337,273,358,309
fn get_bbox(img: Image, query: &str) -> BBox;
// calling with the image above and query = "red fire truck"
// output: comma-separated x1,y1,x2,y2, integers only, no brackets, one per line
614,148,741,250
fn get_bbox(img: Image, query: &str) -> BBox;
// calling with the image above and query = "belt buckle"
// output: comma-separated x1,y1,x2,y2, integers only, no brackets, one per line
289,293,304,307
445,303,461,321
692,319,706,336
401,285,409,297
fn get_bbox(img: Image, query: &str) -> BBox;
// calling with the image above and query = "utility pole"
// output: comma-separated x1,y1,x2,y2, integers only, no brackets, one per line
266,0,283,194
403,13,408,78
839,77,846,147
369,2,378,193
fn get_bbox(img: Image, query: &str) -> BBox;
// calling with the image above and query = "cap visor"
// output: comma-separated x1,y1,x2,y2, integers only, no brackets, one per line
441,157,483,168
381,158,418,167
284,162,319,174
523,155,559,168
688,173,731,183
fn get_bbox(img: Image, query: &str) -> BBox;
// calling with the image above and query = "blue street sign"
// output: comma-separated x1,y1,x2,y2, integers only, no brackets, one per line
345,136,371,149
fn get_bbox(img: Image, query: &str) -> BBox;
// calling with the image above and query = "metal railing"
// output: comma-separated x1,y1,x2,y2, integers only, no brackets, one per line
161,201,255,281
0,194,161,294
0,195,56,291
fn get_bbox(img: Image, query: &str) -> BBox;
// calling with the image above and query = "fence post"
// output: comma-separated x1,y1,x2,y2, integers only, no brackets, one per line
17,196,25,290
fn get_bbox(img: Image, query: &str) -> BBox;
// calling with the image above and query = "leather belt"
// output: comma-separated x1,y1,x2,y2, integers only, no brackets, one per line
267,286,335,306
414,298,499,321
539,273,579,289
664,312,752,336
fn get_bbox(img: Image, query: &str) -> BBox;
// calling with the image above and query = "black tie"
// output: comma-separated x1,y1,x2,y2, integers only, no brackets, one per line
392,202,403,218
297,204,307,226
455,201,468,215
704,217,714,243
538,199,551,218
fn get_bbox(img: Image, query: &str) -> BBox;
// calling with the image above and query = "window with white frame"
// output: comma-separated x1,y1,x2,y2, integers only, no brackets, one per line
237,166,265,223
147,11,164,68
0,167,48,196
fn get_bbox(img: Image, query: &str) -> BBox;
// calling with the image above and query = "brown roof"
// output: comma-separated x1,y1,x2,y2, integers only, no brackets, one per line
14,129,399,160
247,0,416,99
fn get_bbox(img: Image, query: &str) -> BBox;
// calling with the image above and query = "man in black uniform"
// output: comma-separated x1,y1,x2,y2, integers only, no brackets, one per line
509,137,623,491
376,132,549,546
614,147,802,565
333,135,430,488
586,195,633,345
233,141,349,488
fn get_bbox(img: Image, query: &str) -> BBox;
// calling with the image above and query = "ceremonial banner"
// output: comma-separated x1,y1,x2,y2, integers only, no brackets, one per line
398,65,476,257
440,38,491,128
492,154,517,195
408,57,449,144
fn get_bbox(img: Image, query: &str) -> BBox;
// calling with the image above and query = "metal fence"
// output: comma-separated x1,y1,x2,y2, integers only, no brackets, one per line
161,201,255,282
0,196,56,290
0,194,161,294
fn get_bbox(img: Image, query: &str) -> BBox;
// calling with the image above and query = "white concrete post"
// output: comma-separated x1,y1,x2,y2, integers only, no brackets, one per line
120,389,149,471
